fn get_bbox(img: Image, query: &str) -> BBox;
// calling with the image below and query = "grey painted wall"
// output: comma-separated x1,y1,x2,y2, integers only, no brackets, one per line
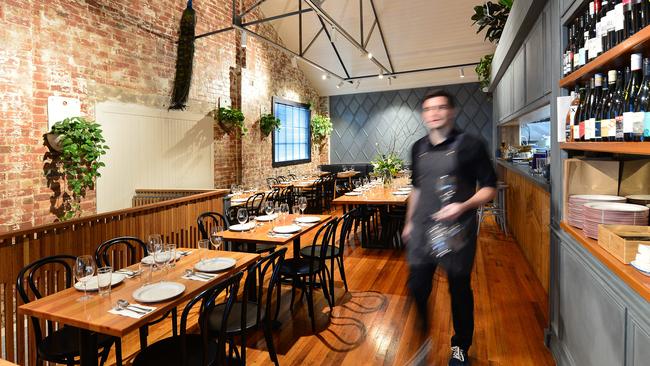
329,82,493,164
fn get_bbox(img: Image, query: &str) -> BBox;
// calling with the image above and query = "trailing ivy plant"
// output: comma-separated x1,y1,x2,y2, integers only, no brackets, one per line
471,0,513,44
217,106,247,136
259,113,281,137
47,117,109,220
476,54,494,91
311,114,332,143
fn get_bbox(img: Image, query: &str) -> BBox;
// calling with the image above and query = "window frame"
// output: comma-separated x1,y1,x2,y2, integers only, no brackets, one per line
271,96,312,167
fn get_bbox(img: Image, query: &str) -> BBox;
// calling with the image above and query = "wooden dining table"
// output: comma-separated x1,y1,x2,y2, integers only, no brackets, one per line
218,213,332,257
18,249,259,366
332,185,410,206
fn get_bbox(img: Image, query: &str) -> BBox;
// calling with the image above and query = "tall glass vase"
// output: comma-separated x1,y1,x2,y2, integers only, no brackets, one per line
382,172,392,188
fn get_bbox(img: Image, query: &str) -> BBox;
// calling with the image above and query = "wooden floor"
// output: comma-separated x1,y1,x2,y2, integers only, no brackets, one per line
113,213,555,366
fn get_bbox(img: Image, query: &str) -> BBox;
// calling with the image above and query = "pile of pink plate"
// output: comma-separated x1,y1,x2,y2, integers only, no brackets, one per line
625,195,650,206
567,195,626,229
582,202,650,239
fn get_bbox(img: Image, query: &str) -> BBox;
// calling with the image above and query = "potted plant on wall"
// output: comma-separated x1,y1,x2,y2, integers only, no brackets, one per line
217,106,247,136
259,113,281,137
44,116,109,220
311,114,332,144
476,54,494,92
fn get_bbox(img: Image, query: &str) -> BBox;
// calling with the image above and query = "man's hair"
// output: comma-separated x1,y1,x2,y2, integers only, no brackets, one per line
422,90,456,109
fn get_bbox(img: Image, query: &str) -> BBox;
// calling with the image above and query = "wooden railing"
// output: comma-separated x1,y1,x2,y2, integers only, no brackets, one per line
0,189,228,365
132,189,215,207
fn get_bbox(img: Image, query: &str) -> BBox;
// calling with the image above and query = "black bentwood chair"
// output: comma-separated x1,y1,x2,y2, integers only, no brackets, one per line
206,247,287,366
17,255,120,366
132,271,244,366
94,236,178,350
276,217,339,331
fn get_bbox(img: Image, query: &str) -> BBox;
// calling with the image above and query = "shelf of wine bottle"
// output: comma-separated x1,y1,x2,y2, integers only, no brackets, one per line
560,141,650,154
560,25,650,88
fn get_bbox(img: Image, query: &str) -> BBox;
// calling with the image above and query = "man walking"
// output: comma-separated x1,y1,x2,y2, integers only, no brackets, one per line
402,90,497,366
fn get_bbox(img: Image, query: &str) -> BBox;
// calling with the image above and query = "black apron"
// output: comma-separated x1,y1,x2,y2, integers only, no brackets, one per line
408,133,478,275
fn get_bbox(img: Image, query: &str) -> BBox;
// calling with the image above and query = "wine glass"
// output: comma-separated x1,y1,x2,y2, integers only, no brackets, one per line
154,245,171,281
264,201,274,216
298,196,308,216
210,226,223,250
147,234,162,256
74,255,96,301
237,208,249,227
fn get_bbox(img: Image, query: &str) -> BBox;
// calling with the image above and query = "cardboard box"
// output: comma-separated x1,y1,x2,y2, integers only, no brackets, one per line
597,225,650,264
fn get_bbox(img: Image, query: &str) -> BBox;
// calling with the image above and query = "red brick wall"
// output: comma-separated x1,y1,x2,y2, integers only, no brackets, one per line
0,0,327,232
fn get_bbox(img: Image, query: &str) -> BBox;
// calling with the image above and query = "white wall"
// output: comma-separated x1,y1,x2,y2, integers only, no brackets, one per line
95,102,214,213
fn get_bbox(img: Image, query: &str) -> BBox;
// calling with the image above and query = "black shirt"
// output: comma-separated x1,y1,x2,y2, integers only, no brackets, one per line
410,128,497,191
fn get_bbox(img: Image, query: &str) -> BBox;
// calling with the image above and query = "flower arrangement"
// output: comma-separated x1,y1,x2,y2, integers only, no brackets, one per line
371,152,404,185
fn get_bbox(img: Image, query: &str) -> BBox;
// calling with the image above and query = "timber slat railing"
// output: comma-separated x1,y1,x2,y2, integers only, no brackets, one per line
132,189,215,207
0,189,228,365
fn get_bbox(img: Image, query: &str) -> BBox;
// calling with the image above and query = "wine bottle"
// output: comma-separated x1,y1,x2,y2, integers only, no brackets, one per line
596,74,609,141
632,0,644,33
574,86,585,141
564,24,574,76
601,0,611,51
603,70,618,141
633,58,650,141
580,79,592,141
588,74,602,141
615,67,628,141
567,87,581,142
615,0,626,47
624,0,637,38
624,53,643,141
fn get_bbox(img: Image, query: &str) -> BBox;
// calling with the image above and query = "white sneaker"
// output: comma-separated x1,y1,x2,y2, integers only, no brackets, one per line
405,337,432,366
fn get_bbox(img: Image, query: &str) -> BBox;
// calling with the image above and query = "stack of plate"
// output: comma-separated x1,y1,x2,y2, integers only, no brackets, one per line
582,202,650,239
626,195,650,206
567,195,626,228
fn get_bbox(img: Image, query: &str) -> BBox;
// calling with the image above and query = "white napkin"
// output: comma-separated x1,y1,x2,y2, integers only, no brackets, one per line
181,272,217,282
177,250,193,257
114,269,141,279
109,304,156,319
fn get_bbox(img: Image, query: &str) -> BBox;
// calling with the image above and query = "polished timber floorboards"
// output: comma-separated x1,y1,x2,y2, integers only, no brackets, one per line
114,215,555,365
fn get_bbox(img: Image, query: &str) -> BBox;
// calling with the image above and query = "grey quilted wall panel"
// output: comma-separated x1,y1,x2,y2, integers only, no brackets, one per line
330,83,492,164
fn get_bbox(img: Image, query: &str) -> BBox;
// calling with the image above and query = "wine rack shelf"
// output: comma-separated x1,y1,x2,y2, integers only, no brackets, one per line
560,25,650,89
560,142,650,155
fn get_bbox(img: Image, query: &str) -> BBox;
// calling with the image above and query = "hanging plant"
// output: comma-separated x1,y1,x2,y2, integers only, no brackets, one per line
169,0,196,110
44,117,109,220
471,0,513,44
217,106,247,136
311,114,332,143
259,113,281,137
476,54,494,91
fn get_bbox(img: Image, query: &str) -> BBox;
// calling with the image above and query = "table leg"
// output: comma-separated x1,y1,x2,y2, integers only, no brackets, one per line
293,237,301,258
79,329,99,366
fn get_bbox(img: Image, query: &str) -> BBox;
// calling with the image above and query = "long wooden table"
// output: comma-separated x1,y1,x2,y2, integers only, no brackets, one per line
218,214,332,257
18,249,259,366
332,186,410,205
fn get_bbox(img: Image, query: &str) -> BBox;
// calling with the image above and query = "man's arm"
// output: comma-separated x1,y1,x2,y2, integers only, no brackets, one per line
401,188,420,243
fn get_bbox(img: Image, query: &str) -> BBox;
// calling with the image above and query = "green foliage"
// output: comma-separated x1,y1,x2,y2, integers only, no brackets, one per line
311,114,332,143
476,54,494,90
48,117,109,220
471,0,513,43
218,107,247,136
259,113,281,137
371,152,404,181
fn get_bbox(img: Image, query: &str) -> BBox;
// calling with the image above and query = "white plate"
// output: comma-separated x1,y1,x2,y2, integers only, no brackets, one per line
295,216,321,224
345,192,361,196
141,252,183,265
626,195,650,201
280,181,292,184
398,187,412,191
256,214,278,222
392,191,409,195
74,273,127,291
273,224,302,234
194,257,237,273
569,194,626,201
630,261,650,276
229,223,256,231
583,202,650,212
132,282,186,303
231,198,248,203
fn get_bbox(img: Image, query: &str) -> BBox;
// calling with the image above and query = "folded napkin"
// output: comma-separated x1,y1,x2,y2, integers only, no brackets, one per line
109,304,156,319
181,272,217,282
267,232,293,238
114,269,141,278
177,250,192,257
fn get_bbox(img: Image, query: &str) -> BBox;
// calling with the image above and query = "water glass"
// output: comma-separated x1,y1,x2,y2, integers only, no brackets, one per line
249,216,257,232
210,226,223,250
74,255,96,301
97,266,112,296
280,203,290,225
292,204,300,215
166,243,177,268
198,239,210,263
237,207,249,226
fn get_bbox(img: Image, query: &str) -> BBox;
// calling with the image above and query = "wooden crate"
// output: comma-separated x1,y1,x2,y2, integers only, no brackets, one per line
597,225,650,264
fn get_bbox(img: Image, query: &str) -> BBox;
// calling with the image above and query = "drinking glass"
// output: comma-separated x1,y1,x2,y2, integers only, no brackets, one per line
280,203,290,225
146,234,162,256
154,245,171,281
298,196,308,216
166,243,177,268
264,201,274,216
74,255,96,301
97,266,112,296
198,239,211,263
249,216,257,232
292,204,300,215
237,207,249,227
210,226,223,250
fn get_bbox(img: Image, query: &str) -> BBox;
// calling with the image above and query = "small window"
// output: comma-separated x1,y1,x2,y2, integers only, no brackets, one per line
272,97,311,167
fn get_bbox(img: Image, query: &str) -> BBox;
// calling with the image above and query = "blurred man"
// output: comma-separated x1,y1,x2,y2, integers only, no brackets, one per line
402,90,496,366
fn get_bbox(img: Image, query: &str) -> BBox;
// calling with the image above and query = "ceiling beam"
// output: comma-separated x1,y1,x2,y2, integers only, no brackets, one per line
345,62,479,80
317,16,351,79
369,0,394,73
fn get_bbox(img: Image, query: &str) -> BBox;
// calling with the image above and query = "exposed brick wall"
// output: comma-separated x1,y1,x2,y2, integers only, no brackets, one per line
0,0,327,232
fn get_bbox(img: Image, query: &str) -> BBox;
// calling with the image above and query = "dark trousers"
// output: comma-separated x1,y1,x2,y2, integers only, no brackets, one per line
407,240,476,351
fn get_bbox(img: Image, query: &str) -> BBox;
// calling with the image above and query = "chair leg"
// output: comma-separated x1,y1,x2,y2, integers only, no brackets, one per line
274,280,282,323
337,256,349,292
171,308,178,336
289,277,298,312
263,319,280,366
305,276,316,332
318,270,332,310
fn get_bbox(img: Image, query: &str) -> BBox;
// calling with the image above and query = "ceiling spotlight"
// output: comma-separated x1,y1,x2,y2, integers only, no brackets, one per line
322,74,327,80
378,72,384,79
367,52,373,59
336,81,343,89
388,77,392,86
241,31,247,48
460,67,465,78
291,56,298,68
331,25,338,42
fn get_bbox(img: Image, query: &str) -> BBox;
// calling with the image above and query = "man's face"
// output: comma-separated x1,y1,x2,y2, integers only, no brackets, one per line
421,96,455,131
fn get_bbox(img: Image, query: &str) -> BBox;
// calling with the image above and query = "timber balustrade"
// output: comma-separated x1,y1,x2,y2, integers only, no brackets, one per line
0,189,228,366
